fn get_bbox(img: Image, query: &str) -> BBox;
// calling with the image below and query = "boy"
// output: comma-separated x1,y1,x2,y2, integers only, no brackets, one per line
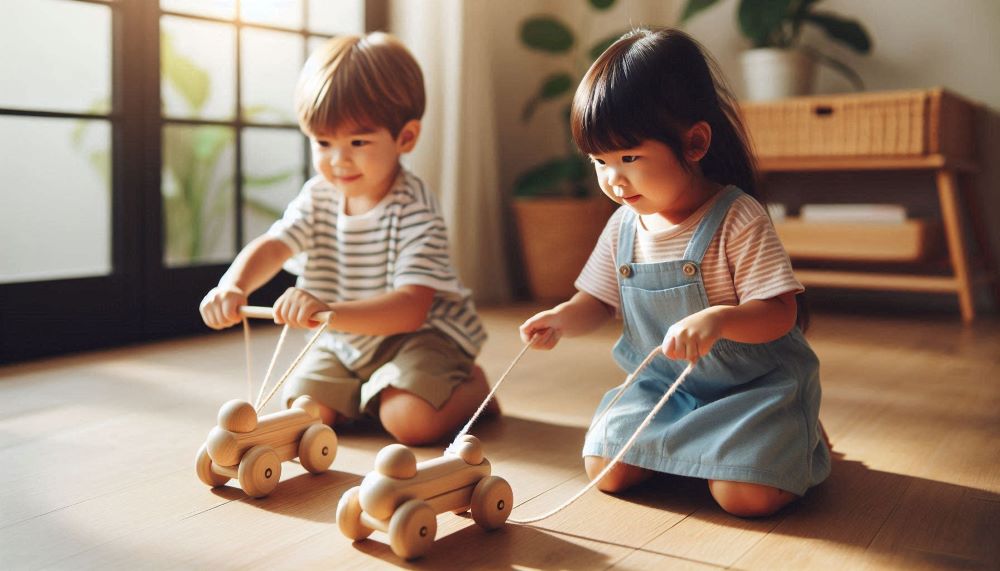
199,32,492,446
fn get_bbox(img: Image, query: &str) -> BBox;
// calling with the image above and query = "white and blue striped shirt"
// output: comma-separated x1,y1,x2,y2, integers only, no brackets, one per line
268,168,486,369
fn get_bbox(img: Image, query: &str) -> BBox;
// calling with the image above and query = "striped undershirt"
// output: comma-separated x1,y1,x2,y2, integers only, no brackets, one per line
268,168,486,369
575,190,803,315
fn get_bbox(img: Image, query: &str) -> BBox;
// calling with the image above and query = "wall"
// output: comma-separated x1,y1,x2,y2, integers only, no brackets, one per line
488,0,1000,310
486,0,674,297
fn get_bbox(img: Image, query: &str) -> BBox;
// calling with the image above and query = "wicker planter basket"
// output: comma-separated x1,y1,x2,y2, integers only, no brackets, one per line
512,197,616,301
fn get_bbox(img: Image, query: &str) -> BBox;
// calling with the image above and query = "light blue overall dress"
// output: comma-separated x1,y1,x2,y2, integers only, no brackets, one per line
582,188,831,495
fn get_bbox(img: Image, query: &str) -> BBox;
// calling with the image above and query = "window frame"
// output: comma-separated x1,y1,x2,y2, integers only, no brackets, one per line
0,0,383,362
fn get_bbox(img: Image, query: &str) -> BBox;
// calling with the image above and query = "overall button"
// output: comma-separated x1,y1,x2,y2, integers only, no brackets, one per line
618,264,632,278
682,262,698,276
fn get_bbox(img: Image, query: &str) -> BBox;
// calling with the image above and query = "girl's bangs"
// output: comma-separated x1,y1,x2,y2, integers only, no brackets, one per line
572,46,676,155
573,91,649,155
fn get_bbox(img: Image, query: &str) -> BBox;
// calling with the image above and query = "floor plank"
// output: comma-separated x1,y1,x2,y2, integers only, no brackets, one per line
1,305,997,570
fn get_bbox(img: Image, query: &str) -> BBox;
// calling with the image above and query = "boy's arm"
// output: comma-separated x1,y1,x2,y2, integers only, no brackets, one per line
324,285,436,335
278,285,436,334
218,235,294,294
519,291,615,350
201,235,293,329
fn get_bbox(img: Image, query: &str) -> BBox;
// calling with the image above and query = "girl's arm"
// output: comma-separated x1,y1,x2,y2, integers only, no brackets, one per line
519,291,615,350
274,285,436,335
663,292,797,362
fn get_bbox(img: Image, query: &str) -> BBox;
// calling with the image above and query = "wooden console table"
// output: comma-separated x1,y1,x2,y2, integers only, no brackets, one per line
743,89,996,322
758,155,993,322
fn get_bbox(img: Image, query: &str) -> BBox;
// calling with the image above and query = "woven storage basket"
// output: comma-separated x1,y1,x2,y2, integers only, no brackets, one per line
740,88,975,159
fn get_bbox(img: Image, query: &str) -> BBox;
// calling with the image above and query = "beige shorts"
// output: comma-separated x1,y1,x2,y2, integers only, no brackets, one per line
281,329,474,419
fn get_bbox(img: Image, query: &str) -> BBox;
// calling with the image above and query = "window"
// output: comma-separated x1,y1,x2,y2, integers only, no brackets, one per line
0,0,370,362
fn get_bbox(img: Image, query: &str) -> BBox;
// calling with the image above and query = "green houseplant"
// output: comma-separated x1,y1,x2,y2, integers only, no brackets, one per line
512,0,623,300
681,0,873,100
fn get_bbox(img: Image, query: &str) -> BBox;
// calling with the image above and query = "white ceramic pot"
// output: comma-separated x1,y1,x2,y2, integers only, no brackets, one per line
740,48,816,101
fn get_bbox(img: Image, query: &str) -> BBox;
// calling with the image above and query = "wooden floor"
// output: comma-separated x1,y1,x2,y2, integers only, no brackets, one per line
1,305,997,570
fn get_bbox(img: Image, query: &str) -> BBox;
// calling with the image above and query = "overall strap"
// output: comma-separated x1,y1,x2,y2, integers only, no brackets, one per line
616,207,638,266
682,186,743,263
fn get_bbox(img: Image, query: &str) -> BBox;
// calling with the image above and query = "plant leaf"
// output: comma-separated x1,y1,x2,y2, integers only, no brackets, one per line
521,16,574,53
244,169,297,187
588,0,616,10
679,0,721,24
160,32,210,113
800,46,865,90
244,197,283,220
514,157,580,197
739,0,795,47
540,72,574,100
589,32,625,60
522,96,540,122
803,11,872,54
522,72,574,122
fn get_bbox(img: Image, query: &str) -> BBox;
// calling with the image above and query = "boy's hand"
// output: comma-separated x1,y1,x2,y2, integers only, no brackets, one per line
519,310,563,350
200,285,248,330
662,307,724,363
273,287,329,328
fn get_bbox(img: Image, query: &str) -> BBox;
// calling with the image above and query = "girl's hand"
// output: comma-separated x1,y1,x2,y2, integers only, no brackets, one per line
200,285,248,330
519,309,564,350
273,287,329,329
662,307,724,363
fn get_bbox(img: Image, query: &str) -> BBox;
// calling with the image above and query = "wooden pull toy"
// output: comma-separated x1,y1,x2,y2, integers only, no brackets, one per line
195,306,338,498
336,435,512,559
196,396,338,498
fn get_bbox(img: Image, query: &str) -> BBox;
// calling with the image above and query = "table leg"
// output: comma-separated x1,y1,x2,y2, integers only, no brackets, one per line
936,169,976,322
959,173,1000,308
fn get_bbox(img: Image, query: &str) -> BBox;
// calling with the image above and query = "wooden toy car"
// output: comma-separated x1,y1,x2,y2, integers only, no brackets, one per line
336,435,512,559
196,395,338,498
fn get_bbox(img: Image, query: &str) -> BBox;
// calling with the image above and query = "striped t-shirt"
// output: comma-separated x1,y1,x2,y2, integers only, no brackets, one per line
268,168,486,369
575,189,803,313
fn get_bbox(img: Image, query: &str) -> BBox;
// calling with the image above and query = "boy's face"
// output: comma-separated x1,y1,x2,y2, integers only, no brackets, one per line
307,120,419,204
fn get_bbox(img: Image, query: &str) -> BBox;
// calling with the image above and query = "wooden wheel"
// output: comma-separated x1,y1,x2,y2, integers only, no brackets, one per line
298,424,337,473
238,445,281,498
195,443,230,487
470,476,513,530
336,486,373,540
388,499,437,560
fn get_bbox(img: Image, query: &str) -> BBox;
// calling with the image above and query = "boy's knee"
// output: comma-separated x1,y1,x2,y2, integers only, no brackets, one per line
286,395,338,426
379,388,447,446
708,480,797,517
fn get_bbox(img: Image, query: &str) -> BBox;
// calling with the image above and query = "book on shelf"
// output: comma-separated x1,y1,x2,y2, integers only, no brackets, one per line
766,203,787,222
799,204,907,224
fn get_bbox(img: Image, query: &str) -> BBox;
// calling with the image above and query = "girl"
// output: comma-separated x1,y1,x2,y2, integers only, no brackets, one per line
519,28,830,517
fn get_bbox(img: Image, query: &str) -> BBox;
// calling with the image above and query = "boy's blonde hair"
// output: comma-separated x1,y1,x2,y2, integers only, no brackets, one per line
295,32,425,137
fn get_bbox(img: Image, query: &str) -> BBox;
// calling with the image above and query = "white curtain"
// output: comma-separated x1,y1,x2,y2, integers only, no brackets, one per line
389,0,510,303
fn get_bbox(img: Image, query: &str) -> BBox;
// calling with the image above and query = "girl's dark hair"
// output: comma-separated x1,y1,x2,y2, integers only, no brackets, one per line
572,27,810,331
571,28,758,198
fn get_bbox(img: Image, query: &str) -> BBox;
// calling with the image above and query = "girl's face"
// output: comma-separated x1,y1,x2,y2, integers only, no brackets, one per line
588,125,712,221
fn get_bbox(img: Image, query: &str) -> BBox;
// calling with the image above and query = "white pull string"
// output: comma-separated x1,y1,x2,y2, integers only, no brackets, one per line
448,338,536,451
254,322,328,412
254,324,290,409
588,347,661,435
509,356,696,525
242,318,254,402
